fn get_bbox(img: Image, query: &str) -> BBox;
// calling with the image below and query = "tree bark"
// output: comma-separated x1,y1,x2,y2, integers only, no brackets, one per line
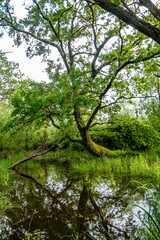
92,0,160,44
81,129,120,157
74,108,123,157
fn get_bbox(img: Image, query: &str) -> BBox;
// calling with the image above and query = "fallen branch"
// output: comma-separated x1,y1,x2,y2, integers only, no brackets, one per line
9,134,69,169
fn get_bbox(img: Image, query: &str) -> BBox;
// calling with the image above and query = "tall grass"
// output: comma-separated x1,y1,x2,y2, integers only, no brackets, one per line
69,152,160,183
0,153,29,177
124,184,160,240
139,189,160,239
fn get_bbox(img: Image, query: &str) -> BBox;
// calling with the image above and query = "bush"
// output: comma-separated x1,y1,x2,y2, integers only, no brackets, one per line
90,117,160,151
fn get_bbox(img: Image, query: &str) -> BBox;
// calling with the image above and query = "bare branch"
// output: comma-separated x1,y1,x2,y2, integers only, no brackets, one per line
120,0,132,13
9,134,69,169
101,94,158,109
0,51,13,54
87,1,98,51
91,36,113,78
68,5,77,67
73,52,95,57
33,0,70,73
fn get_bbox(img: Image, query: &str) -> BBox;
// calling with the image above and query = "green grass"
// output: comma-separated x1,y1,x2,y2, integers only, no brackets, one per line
0,152,29,172
0,150,159,239
140,189,160,239
67,152,160,183
0,149,159,183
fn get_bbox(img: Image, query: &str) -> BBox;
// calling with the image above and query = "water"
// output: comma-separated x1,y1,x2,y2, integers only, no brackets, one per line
0,160,157,239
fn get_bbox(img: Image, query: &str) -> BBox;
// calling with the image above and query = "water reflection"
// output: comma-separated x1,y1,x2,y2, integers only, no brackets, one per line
0,161,154,239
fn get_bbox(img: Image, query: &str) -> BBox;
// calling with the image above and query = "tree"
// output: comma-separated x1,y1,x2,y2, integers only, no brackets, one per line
91,0,160,44
0,52,22,101
137,61,160,130
0,0,160,158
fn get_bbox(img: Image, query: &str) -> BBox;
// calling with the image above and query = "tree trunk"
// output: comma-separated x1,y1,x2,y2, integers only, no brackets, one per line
74,108,124,157
9,134,68,169
81,129,119,157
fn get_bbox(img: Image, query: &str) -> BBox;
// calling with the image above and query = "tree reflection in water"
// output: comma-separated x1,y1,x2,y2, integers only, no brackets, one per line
0,162,150,239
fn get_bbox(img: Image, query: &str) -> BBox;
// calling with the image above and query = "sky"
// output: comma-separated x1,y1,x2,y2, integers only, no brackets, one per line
0,34,49,82
0,0,50,82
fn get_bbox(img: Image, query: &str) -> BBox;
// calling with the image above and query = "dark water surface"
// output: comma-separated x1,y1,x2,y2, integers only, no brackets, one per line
0,160,157,239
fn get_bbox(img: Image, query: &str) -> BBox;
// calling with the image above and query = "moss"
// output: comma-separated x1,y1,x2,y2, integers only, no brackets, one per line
92,141,126,157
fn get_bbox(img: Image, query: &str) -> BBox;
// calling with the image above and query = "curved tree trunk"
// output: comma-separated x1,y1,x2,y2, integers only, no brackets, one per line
74,109,124,157
81,129,119,157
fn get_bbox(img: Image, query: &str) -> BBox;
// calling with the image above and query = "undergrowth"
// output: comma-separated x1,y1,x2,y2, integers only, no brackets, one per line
67,152,160,183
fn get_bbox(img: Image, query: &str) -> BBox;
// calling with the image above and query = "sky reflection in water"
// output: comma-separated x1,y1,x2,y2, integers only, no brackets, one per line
0,161,155,240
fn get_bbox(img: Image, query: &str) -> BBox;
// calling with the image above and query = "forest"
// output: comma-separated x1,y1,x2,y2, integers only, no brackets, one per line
0,0,160,239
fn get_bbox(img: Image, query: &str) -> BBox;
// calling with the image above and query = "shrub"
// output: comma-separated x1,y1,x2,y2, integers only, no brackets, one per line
90,117,160,151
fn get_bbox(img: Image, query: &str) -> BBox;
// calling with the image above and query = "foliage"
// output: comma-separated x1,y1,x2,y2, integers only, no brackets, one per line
92,0,160,44
0,151,159,239
0,0,160,156
0,52,25,102
50,148,160,183
25,230,41,240
0,101,57,157
91,116,160,151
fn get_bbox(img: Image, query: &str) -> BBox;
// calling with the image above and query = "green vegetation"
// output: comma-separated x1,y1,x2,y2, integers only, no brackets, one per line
0,0,160,238
0,0,160,158
94,0,160,44
138,192,160,239
0,151,159,239
91,116,160,151
124,184,160,240
46,148,159,184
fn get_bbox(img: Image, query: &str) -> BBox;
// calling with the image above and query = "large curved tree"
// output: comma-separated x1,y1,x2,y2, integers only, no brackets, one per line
0,0,160,157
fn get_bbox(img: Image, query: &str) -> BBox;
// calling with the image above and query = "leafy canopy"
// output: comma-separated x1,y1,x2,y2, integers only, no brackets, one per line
0,0,160,143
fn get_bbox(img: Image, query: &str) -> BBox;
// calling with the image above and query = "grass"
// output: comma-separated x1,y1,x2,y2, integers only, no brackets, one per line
0,149,159,184
140,188,160,239
0,152,30,176
66,152,160,183
0,149,159,239
1,148,159,182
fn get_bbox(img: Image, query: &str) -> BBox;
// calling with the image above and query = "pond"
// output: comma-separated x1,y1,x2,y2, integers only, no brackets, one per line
0,159,158,240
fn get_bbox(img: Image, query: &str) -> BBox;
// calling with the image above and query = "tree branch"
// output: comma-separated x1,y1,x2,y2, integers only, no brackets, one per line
9,134,69,169
33,0,70,73
48,114,61,129
87,1,98,51
91,0,160,44
86,49,160,130
0,15,62,53
91,36,113,78
101,94,158,109
139,0,160,21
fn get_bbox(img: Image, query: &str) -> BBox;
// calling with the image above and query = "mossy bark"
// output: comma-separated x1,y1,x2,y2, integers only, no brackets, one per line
74,109,125,157
81,129,121,157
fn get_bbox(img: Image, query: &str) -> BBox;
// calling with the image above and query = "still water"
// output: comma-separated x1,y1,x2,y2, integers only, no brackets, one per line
0,160,157,239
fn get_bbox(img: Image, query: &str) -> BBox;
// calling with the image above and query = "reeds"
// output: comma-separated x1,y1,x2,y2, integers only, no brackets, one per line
123,184,160,240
